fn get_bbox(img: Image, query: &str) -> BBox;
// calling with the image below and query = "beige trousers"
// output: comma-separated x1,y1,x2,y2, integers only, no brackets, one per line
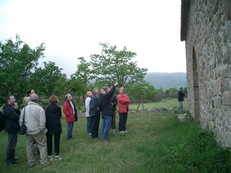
26,132,47,166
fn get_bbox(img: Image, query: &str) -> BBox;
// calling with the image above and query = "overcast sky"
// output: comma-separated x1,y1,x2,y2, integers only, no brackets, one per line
0,0,186,77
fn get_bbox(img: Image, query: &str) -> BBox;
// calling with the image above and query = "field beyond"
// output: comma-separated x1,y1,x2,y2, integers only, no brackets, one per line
0,99,230,173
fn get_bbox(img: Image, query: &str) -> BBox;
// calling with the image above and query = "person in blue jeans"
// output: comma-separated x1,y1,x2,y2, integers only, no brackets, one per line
99,82,118,141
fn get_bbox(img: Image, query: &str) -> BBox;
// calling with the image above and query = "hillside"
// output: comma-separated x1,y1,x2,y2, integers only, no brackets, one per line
144,72,187,90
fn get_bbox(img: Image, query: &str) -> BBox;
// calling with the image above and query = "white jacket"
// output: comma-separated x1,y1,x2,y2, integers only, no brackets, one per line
85,97,91,117
19,101,47,135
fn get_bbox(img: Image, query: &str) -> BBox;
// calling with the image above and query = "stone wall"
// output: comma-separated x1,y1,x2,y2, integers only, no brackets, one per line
185,0,231,148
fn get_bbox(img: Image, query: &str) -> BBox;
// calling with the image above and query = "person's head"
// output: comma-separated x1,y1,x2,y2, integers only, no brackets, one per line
23,96,30,106
86,91,93,97
92,88,99,95
27,89,36,96
103,85,111,93
49,95,59,105
30,94,38,103
100,88,106,95
65,93,72,101
119,87,124,94
6,94,16,105
180,87,183,91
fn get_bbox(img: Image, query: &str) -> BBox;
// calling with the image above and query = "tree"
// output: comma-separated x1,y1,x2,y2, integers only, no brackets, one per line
90,43,148,87
127,81,156,110
31,61,66,98
0,35,45,105
68,57,94,110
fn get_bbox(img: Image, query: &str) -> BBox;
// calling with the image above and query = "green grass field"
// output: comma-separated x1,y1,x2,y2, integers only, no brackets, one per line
0,99,230,173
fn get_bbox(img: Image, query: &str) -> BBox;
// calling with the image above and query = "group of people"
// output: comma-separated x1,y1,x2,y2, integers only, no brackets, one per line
85,82,131,141
2,89,63,167
1,82,131,168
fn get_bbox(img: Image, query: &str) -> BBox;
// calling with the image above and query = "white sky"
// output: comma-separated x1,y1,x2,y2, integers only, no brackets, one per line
0,0,186,78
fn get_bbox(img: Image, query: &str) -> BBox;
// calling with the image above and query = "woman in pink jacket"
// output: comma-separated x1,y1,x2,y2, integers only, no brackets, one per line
117,87,130,134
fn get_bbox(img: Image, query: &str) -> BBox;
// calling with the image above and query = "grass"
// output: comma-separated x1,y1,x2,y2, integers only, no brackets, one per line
0,99,230,173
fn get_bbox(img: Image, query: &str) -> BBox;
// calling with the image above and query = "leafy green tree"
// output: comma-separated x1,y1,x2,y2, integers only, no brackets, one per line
127,81,156,110
90,43,148,87
31,61,66,99
0,35,45,105
68,57,94,111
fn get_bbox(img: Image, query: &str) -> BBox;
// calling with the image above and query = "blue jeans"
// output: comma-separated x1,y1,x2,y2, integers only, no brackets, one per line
101,116,112,140
67,122,74,139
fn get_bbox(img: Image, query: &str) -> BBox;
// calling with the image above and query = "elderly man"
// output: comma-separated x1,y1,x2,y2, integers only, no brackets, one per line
3,94,20,165
99,81,118,141
20,94,48,168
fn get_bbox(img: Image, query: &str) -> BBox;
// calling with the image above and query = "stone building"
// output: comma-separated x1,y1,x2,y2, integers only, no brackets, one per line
181,0,231,148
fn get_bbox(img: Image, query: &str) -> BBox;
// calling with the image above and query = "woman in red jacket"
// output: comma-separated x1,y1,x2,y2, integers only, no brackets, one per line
63,93,77,140
117,87,130,134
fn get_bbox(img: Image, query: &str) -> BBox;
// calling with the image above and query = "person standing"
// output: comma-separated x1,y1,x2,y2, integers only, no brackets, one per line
174,87,185,113
90,88,100,139
85,91,92,136
99,82,118,141
117,87,130,134
19,94,48,167
107,86,118,136
27,89,39,155
63,93,78,140
3,94,20,165
45,95,62,161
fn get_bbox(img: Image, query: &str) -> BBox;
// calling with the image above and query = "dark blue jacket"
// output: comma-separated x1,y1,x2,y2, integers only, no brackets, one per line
3,104,20,133
99,86,116,118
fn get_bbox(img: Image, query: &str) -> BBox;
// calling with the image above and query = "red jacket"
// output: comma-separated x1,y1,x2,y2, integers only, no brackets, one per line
63,100,77,122
117,93,130,113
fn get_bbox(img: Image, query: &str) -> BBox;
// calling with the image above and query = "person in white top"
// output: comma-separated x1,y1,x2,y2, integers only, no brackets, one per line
85,91,92,135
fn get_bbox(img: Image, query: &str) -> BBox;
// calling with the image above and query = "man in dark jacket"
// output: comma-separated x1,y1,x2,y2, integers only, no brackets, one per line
90,88,100,139
99,82,118,141
3,94,20,165
174,87,185,113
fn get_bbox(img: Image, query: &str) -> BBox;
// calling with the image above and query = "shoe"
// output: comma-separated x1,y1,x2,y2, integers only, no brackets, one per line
5,160,18,165
54,155,62,160
29,163,35,168
41,162,50,167
67,137,74,140
124,130,128,133
119,131,125,134
48,155,53,162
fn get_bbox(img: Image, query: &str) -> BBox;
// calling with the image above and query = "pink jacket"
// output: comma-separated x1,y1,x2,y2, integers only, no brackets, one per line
117,93,130,113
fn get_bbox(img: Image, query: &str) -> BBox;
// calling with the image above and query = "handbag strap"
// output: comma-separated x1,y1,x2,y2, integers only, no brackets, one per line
22,106,26,124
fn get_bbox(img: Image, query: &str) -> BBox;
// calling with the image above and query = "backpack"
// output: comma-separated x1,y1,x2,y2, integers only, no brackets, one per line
0,110,5,132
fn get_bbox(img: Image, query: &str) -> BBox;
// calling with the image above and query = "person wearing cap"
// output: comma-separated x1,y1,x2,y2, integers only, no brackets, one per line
99,81,118,141
63,93,78,140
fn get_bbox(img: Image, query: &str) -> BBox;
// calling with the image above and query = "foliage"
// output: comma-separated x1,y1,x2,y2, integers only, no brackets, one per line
31,61,66,96
90,43,148,87
0,35,45,105
1,101,231,172
126,81,157,110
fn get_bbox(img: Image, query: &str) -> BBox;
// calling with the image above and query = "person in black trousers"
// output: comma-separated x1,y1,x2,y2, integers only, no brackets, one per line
45,95,62,161
90,88,100,139
3,94,20,165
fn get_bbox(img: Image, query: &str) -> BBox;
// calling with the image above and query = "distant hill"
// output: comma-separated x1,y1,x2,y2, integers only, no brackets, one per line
144,72,187,90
